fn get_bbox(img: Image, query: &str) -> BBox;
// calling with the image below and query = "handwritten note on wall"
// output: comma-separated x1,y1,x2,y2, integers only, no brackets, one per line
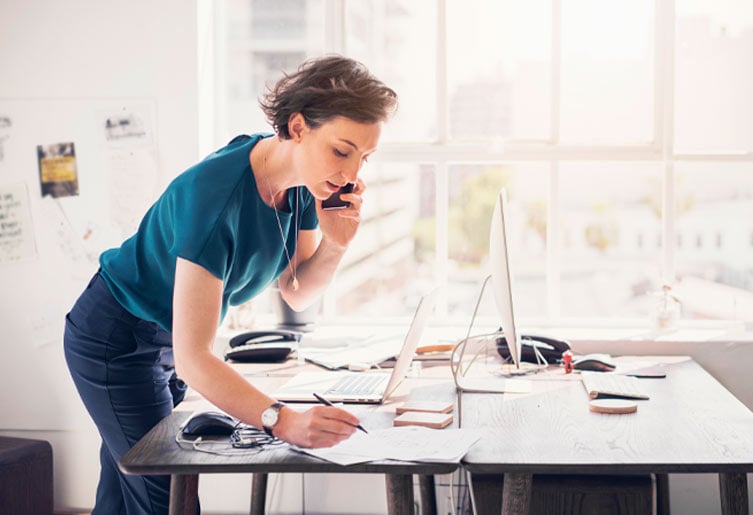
0,182,36,263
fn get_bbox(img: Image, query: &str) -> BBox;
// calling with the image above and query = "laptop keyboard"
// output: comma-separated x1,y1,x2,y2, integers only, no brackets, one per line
326,373,387,397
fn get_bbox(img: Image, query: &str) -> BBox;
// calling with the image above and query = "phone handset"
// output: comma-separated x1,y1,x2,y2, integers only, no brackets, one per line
322,183,355,210
228,329,302,348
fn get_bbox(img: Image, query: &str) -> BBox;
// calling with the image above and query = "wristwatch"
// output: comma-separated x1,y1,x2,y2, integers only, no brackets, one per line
261,402,285,437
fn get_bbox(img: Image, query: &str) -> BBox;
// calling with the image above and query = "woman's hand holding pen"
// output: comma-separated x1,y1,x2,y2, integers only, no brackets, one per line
314,393,367,433
273,404,363,448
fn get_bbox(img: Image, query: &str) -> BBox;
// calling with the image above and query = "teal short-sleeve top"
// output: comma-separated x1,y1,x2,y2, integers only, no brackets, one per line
99,133,318,332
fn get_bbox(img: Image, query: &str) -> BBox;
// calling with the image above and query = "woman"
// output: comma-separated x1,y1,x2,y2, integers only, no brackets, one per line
64,55,398,514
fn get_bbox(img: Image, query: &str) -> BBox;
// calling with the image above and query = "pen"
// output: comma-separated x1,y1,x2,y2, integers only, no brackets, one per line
313,393,368,434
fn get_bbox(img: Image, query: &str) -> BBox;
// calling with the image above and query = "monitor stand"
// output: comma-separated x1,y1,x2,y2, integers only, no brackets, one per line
451,275,545,383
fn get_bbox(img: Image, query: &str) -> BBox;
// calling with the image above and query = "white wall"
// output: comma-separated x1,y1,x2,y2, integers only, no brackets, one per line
0,0,199,511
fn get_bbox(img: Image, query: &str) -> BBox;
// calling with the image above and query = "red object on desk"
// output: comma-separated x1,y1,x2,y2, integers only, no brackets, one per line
562,350,573,373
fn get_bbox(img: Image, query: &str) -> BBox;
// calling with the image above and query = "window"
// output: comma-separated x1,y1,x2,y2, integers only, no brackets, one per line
559,162,662,319
674,1,753,153
560,0,654,145
207,0,753,325
446,0,551,141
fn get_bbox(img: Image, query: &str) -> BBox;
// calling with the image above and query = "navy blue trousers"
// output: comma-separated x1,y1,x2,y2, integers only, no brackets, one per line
64,270,187,515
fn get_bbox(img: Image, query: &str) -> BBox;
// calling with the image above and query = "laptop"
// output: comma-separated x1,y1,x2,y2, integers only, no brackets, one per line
271,288,439,404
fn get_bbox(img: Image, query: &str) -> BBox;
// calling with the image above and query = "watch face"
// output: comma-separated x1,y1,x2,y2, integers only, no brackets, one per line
262,405,279,427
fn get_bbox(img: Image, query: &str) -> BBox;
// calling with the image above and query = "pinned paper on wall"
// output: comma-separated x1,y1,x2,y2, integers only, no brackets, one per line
0,115,11,163
107,146,160,236
0,181,37,264
37,141,80,198
28,302,63,348
96,103,159,237
101,104,154,145
36,195,95,279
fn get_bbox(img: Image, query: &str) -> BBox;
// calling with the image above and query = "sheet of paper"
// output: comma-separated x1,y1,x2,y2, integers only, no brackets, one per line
0,114,12,163
297,426,481,466
95,102,159,238
106,146,159,236
0,182,37,263
37,196,90,265
455,377,532,394
300,331,405,369
27,301,63,348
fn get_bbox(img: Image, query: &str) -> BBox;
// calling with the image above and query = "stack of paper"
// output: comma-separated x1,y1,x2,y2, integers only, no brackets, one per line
296,426,481,466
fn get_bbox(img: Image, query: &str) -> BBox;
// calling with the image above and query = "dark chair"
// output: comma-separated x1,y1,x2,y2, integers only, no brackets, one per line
0,436,54,515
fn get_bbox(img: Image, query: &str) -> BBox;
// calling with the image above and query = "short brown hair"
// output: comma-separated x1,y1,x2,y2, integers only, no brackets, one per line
259,55,398,139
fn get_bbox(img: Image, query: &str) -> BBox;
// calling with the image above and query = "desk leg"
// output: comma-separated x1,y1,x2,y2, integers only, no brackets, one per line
469,473,504,514
386,474,414,515
418,475,437,515
719,472,749,515
169,473,199,515
501,473,532,515
655,473,671,515
250,472,268,515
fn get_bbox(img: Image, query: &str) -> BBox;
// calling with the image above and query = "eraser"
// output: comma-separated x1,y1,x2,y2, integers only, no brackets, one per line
393,411,453,429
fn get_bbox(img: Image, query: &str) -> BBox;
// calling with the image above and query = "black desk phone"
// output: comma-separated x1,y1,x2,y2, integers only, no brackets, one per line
496,332,571,364
224,329,302,363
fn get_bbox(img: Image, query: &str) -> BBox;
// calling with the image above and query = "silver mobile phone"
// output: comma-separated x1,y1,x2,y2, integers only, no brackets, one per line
322,183,354,210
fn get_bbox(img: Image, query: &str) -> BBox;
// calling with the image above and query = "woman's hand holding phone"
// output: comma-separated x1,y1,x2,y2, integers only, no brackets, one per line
317,179,365,250
321,183,355,210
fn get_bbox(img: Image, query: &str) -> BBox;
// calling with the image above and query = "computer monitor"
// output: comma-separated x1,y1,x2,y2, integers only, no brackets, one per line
488,188,521,369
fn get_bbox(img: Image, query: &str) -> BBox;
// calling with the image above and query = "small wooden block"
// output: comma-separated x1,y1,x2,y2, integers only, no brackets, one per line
393,411,453,429
589,398,638,414
395,401,454,414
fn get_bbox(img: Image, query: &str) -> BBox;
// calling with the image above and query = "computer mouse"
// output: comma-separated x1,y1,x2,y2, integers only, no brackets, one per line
573,353,617,372
181,412,237,436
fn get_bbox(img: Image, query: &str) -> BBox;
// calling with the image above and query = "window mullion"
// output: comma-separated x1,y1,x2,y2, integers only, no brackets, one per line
435,0,450,316
436,0,448,144
653,0,665,150
321,0,346,318
550,0,561,147
436,162,449,318
324,0,345,53
660,0,676,287
547,161,561,320
548,0,562,320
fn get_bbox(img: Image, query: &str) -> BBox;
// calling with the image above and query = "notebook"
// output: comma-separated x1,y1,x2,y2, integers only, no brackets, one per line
271,288,439,404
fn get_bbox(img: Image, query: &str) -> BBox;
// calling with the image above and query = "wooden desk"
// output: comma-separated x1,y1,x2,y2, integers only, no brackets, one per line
119,367,459,515
459,357,753,515
120,410,456,515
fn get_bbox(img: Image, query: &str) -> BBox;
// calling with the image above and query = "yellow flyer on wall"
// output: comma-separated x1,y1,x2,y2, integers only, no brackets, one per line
37,141,79,198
